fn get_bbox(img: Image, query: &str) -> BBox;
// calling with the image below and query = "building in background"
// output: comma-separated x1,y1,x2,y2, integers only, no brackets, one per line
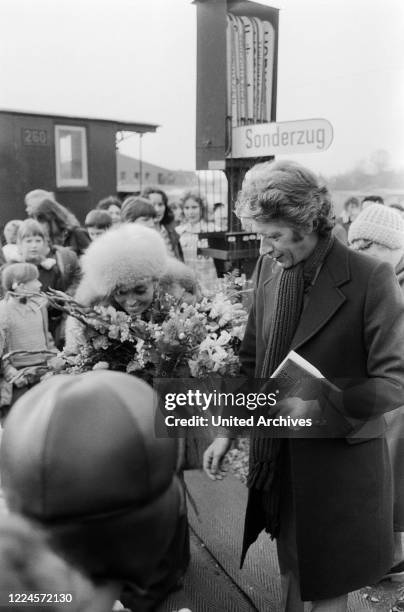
0,109,157,222
116,153,198,199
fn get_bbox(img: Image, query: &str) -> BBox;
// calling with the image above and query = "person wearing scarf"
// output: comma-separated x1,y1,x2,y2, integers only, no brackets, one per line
203,160,404,611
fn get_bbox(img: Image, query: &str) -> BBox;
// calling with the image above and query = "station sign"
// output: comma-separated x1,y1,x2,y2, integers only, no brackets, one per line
231,118,333,158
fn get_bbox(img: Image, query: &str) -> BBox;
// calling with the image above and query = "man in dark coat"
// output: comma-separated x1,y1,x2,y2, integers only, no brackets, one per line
203,160,404,611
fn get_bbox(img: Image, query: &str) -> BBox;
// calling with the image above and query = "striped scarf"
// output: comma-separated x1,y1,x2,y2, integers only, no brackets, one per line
247,232,334,538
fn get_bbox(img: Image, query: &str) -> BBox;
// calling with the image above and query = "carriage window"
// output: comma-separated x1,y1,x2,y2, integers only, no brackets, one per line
55,125,88,187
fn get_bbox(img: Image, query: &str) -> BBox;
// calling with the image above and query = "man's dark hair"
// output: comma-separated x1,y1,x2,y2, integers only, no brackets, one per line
235,160,335,236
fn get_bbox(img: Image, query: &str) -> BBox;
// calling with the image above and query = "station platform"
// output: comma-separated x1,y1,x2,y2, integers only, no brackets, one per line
159,470,373,612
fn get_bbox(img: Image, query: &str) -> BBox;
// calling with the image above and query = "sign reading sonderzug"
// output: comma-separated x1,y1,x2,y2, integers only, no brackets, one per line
231,118,333,158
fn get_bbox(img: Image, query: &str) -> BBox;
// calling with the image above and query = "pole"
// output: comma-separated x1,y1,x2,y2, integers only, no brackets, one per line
139,133,143,193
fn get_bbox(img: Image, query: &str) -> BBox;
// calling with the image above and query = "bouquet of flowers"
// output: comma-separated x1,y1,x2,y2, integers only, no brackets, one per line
187,290,248,377
43,283,250,382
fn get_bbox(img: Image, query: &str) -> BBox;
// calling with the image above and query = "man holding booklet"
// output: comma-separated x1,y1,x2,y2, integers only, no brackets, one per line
203,160,404,611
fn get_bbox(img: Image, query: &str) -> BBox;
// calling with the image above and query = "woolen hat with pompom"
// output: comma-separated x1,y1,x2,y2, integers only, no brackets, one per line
348,203,404,249
80,224,168,300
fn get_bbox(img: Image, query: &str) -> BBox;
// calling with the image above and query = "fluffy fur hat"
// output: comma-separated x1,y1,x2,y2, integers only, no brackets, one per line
349,204,404,249
79,224,168,302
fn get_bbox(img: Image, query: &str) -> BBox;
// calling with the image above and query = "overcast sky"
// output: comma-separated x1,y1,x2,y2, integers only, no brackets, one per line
1,0,403,175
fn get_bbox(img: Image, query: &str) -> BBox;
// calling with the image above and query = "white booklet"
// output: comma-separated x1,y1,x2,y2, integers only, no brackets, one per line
271,350,324,379
270,350,340,398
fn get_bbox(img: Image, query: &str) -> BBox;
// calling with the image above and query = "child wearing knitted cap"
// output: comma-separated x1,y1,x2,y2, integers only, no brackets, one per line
348,203,404,270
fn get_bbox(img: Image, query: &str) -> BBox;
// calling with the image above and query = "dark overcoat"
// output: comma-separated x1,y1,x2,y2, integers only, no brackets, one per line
385,254,404,531
239,238,404,600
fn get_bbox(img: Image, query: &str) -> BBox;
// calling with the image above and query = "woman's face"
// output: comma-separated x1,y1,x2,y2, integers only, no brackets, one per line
108,205,121,225
113,280,155,315
148,193,166,224
183,198,201,224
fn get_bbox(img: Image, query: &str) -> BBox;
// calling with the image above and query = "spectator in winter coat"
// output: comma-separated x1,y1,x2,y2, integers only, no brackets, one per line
349,203,404,583
0,263,55,412
15,219,81,347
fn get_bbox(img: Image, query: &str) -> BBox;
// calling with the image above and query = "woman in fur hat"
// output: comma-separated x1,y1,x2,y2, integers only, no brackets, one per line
65,224,168,354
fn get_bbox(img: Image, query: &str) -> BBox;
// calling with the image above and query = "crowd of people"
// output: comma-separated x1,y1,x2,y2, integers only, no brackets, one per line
0,188,222,362
0,166,403,612
0,185,224,612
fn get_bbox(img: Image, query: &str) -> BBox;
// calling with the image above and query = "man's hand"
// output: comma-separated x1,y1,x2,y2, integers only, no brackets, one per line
203,437,232,480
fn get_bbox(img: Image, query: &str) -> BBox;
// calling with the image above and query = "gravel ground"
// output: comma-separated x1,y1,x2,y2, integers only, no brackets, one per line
226,438,404,612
